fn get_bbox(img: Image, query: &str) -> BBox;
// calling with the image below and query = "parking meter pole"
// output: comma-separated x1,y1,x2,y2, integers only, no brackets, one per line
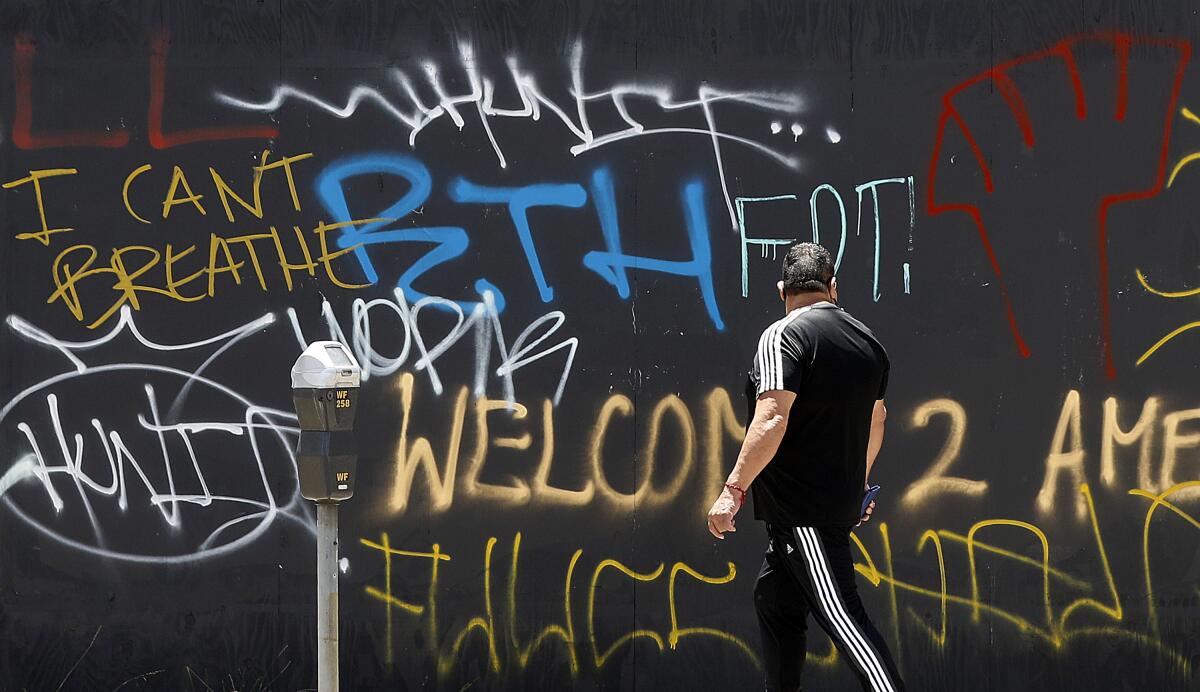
317,502,339,692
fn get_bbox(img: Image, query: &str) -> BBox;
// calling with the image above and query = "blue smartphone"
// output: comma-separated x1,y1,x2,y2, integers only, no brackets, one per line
861,484,881,515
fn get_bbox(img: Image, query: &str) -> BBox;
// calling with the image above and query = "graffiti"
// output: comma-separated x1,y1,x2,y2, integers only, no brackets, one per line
1,151,372,328
119,150,314,224
359,530,759,677
1035,390,1200,519
386,373,743,515
314,154,725,328
285,287,578,405
1133,106,1200,366
356,475,1200,683
855,483,1198,674
926,32,1193,377
1130,481,1200,635
0,307,310,563
898,399,987,509
1,167,78,245
370,382,1200,683
46,220,367,328
1135,268,1200,366
888,391,1200,518
5,151,731,333
736,175,916,300
217,40,805,230
3,10,1200,691
12,29,278,150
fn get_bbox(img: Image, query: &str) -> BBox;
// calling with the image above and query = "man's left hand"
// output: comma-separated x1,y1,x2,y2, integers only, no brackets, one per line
707,488,741,539
857,499,876,527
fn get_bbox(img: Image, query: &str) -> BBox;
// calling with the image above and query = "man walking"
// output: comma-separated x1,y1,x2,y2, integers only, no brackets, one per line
706,243,905,692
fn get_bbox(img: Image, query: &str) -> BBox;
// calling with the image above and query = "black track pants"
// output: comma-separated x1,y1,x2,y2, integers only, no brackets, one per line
754,523,906,692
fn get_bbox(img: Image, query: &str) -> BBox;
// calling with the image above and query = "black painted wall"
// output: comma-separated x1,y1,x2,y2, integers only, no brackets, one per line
1,1,1199,690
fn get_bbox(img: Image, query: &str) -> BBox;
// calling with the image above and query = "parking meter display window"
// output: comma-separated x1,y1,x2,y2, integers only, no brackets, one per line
324,345,353,366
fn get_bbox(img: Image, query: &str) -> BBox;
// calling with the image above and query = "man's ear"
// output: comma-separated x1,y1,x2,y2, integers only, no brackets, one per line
829,277,839,302
777,281,786,301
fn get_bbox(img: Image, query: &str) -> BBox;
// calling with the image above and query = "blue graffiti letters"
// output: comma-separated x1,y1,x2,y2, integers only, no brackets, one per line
314,155,725,328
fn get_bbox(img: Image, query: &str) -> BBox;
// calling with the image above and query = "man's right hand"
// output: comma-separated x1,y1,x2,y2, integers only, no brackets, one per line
706,488,740,539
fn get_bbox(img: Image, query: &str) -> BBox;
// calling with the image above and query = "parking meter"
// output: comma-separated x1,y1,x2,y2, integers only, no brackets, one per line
291,340,361,692
291,341,360,502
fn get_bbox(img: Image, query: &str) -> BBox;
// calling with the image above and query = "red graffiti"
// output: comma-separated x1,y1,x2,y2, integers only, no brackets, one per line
12,36,130,149
11,29,279,150
147,28,279,149
926,32,1192,379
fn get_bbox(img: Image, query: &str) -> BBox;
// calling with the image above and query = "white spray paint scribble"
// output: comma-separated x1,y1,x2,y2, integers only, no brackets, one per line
286,288,578,406
1,307,312,563
0,456,37,498
214,41,805,229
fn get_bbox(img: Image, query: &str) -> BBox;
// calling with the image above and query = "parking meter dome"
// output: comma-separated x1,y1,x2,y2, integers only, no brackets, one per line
291,341,361,389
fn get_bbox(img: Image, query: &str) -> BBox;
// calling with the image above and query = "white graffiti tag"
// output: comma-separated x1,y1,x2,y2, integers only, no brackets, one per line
286,288,578,406
0,307,311,563
215,41,805,229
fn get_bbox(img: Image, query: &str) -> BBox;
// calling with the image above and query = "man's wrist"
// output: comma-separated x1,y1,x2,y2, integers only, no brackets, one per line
724,482,747,505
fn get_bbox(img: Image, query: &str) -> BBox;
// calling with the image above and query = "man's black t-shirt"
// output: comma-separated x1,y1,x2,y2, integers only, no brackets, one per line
745,302,889,528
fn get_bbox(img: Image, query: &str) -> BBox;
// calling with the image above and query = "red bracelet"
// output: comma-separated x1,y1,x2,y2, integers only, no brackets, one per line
724,483,747,505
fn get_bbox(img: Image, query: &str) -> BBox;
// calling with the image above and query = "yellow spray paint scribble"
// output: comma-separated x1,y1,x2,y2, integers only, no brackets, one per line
587,559,666,668
850,484,1192,674
356,480,1197,682
1132,269,1200,365
441,536,501,676
1135,269,1200,299
363,532,760,678
935,530,1090,590
360,533,451,668
508,532,582,673
966,519,1053,626
1138,107,1200,367
666,562,762,669
1136,321,1200,366
907,530,947,647
1128,480,1200,637
807,634,839,667
1166,107,1200,187
1166,153,1200,187
878,523,903,665
1056,485,1122,631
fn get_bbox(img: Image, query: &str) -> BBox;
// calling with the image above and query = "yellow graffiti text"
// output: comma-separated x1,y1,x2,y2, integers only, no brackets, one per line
3,167,78,245
361,531,759,679
389,373,744,516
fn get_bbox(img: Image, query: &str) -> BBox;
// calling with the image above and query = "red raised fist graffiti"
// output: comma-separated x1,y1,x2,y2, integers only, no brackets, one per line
927,32,1192,378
